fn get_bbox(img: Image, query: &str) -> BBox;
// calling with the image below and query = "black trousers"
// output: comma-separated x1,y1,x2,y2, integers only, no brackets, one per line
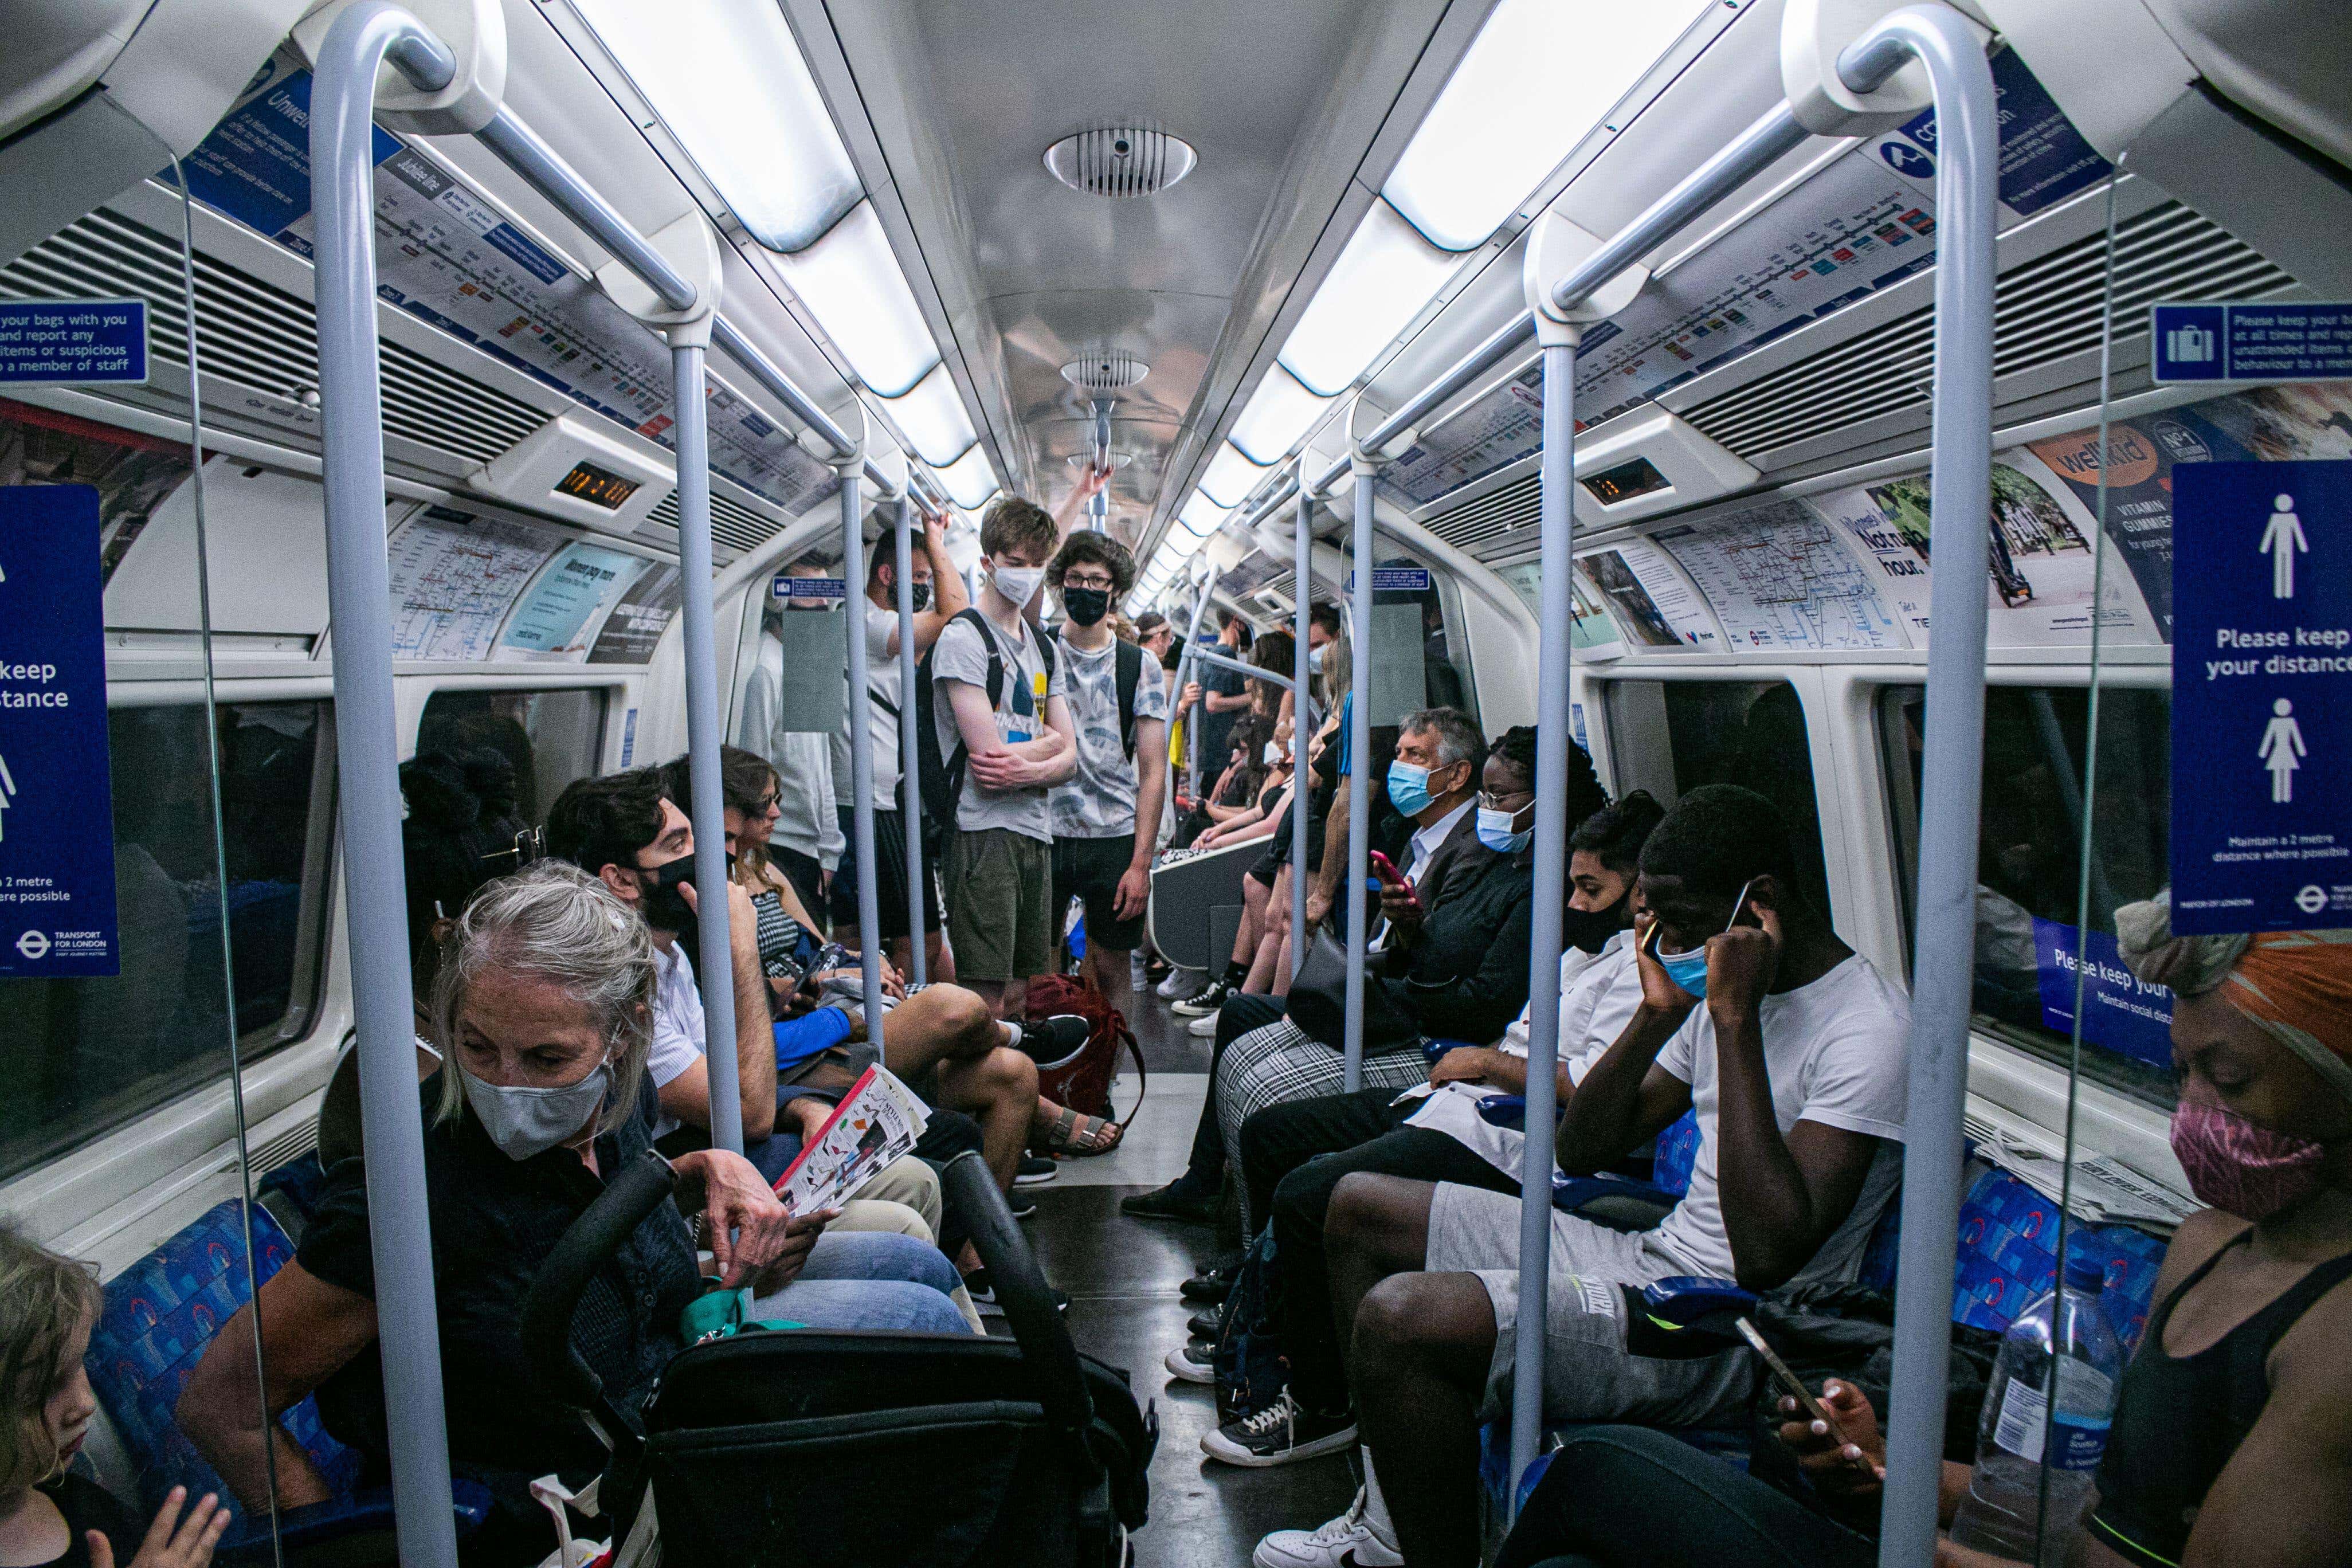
1178,991,1288,1189
1495,1425,1874,1568
1241,1086,1519,1414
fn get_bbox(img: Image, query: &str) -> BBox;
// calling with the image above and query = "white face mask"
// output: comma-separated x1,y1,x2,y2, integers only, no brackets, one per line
462,1056,611,1161
990,560,1046,605
1308,644,1326,671
1264,741,1282,765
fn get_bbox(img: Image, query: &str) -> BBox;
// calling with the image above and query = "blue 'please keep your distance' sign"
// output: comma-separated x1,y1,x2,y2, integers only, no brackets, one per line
2172,460,2352,933
0,487,119,976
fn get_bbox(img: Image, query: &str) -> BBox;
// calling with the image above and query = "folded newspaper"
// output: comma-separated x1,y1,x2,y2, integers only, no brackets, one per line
773,1065,930,1214
1973,1126,2198,1230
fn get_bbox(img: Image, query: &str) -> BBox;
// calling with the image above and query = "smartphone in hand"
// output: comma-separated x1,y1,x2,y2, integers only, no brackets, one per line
1367,850,1420,908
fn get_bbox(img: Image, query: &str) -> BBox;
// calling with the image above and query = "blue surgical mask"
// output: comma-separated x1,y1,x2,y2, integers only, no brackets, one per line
1649,877,1756,1001
1477,804,1531,854
462,1057,611,1161
1386,759,1434,817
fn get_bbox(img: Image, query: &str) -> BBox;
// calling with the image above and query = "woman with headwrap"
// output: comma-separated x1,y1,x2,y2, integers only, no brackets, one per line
1487,891,2352,1568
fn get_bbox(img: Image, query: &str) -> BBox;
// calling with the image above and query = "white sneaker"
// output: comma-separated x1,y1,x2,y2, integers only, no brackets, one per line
1156,966,1204,1000
1187,1010,1220,1037
1252,1484,1403,1568
1163,1340,1216,1384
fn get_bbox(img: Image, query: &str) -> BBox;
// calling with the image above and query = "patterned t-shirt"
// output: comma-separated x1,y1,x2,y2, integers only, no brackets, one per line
1050,633,1171,839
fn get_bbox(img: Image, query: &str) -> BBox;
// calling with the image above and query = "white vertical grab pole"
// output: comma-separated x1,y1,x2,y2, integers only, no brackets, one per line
894,496,928,985
671,342,742,1155
838,467,889,1030
1857,10,2000,1565
1342,454,1376,1093
308,7,462,1562
1291,475,1313,977
1507,331,1579,1512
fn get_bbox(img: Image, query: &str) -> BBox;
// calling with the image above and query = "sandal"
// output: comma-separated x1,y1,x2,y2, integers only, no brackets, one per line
1036,1099,1125,1156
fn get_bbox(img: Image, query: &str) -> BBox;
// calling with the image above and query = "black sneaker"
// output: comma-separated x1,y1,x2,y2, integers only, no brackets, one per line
1017,1013,1093,1069
1119,1178,1217,1222
1008,1190,1038,1221
1199,1389,1357,1467
1015,1155,1061,1187
1187,1306,1221,1339
1179,1259,1238,1304
1170,979,1230,1018
965,1268,1069,1315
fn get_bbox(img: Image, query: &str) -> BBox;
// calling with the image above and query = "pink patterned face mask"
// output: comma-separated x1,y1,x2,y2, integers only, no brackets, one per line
2169,1100,2326,1220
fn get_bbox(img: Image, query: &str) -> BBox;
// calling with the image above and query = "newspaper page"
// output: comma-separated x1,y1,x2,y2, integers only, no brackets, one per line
773,1067,930,1214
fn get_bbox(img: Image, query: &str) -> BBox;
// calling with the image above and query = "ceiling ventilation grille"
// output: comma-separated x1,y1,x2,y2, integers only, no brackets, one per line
1424,472,1543,555
0,210,554,465
1680,202,2294,461
1043,127,1197,199
645,488,778,555
1060,351,1150,392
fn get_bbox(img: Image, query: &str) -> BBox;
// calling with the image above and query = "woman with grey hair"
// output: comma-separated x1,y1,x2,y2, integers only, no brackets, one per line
178,863,969,1566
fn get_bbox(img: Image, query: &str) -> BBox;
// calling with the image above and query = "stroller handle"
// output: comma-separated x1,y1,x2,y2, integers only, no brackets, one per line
522,1148,680,1412
939,1151,1097,1441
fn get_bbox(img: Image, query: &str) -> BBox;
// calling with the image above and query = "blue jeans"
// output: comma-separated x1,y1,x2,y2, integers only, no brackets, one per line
748,1230,970,1335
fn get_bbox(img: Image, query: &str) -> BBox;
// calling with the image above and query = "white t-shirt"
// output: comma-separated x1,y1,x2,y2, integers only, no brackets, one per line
1649,954,1911,1287
828,604,904,816
647,942,707,1142
929,610,1063,841
1398,933,1645,1169
736,633,844,867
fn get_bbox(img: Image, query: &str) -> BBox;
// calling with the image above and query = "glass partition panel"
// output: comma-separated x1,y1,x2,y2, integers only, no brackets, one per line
417,686,609,825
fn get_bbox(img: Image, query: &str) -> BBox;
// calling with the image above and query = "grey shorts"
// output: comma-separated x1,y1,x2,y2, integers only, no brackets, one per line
1426,1182,1756,1427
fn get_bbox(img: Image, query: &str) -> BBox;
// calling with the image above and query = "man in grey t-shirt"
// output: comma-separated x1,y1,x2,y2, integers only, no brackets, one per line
931,496,1076,1017
1046,532,1169,1016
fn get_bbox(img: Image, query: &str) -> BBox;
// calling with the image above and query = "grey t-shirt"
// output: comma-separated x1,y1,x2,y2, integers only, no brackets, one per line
1050,634,1171,840
829,604,903,815
930,610,1063,842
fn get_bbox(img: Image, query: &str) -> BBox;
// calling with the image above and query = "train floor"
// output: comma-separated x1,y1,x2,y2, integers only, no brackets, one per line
1010,974,1359,1568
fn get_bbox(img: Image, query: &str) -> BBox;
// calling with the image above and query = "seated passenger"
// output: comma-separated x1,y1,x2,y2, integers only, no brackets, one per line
1492,896,2352,1568
177,865,970,1567
1214,715,1547,1231
544,770,1087,1200
0,1228,230,1568
1189,792,1663,1463
1263,785,1909,1568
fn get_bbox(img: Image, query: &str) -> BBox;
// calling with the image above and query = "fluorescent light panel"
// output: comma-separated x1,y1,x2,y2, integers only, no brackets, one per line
1199,442,1271,509
1177,491,1228,537
1230,364,1333,464
770,200,940,398
879,363,977,465
938,446,999,509
1383,0,1710,252
1275,199,1457,397
568,0,862,254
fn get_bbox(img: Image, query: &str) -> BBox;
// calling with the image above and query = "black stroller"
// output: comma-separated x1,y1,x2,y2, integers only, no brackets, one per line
520,1152,1155,1566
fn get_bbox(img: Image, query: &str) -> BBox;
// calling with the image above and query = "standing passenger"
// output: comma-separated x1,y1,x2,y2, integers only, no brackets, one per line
930,496,1077,1020
1044,531,1170,1020
830,505,968,981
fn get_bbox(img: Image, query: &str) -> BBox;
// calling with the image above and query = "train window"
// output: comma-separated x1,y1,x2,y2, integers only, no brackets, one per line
0,700,332,1182
1599,679,1833,917
1877,684,2174,1103
416,687,610,825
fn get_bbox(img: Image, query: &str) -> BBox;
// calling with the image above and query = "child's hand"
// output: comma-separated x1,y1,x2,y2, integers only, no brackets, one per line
97,1487,232,1568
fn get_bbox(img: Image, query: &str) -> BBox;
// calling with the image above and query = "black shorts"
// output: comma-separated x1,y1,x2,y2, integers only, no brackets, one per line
830,806,941,941
1052,832,1146,953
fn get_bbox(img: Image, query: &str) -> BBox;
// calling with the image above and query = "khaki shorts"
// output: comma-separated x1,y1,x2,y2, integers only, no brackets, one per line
943,826,1056,983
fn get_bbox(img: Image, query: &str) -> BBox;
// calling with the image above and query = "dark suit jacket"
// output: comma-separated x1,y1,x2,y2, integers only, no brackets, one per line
1406,801,1492,914
1373,807,1534,1045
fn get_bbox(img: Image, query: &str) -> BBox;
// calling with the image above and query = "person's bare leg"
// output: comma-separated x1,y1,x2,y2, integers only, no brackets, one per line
1232,874,1269,969
1245,870,1288,993
1354,1272,1498,1568
879,983,1000,1082
1087,936,1134,1017
928,927,956,983
1272,929,1295,997
1324,1172,1440,1382
935,1044,1038,1191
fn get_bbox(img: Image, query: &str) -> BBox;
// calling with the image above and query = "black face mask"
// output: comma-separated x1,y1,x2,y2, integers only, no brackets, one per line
910,581,932,613
1563,891,1628,956
638,850,731,946
1062,586,1111,626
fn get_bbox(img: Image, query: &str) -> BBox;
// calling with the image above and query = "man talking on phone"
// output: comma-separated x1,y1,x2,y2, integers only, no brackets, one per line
1253,786,1912,1568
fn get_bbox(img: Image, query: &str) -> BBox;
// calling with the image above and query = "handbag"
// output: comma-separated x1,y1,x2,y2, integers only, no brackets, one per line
1281,931,1422,1055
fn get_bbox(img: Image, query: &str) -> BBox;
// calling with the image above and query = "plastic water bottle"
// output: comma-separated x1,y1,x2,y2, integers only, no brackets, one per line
1949,1256,2124,1566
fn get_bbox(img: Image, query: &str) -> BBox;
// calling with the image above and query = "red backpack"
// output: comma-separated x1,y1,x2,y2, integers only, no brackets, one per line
1024,973,1145,1121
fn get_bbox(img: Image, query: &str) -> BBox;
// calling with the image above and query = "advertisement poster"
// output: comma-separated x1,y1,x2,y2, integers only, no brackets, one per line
1574,539,1724,651
0,398,191,581
0,487,119,977
497,541,648,659
1649,496,1909,651
2170,459,2352,931
590,561,684,664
